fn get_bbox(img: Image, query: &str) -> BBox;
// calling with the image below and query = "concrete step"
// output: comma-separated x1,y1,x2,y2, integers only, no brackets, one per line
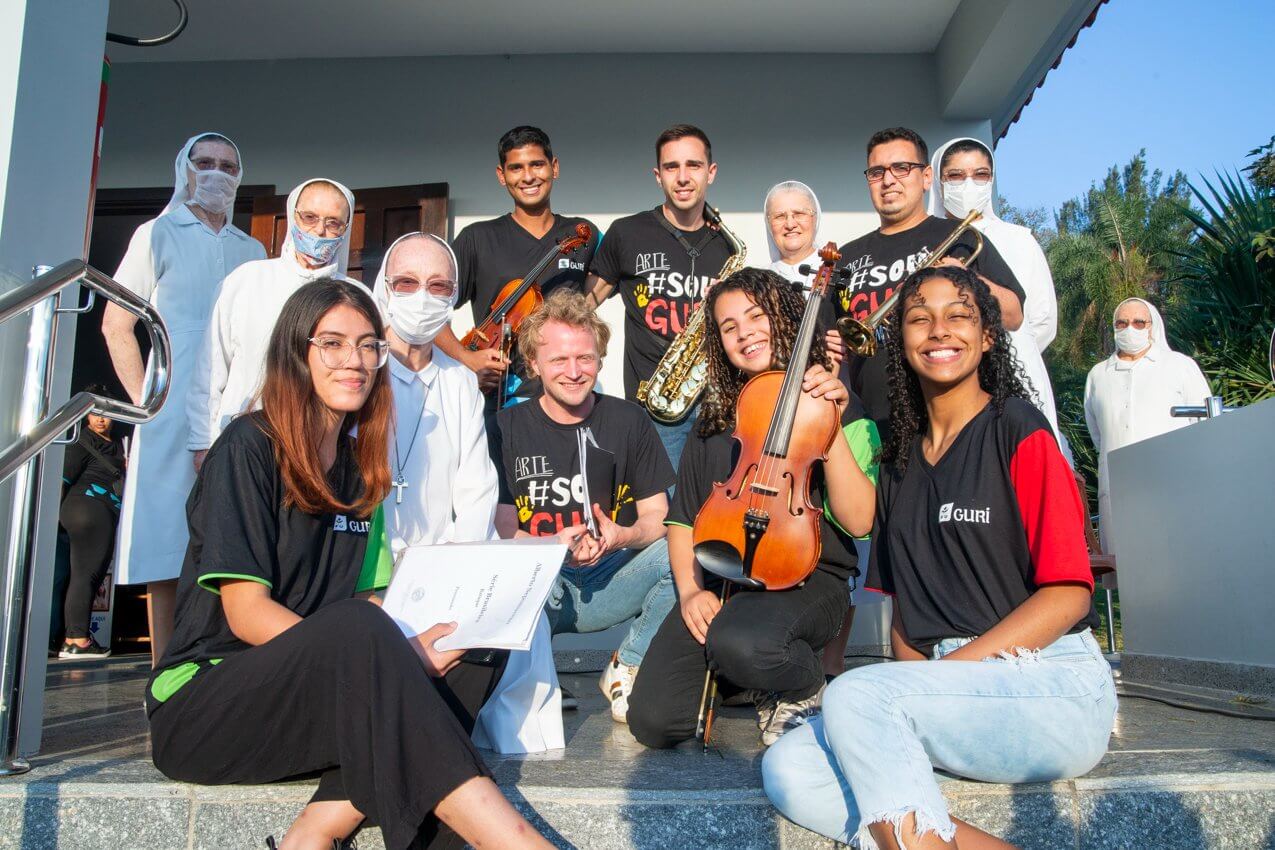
14,660,1275,849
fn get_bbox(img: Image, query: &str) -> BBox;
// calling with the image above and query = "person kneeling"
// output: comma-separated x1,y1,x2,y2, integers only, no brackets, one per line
493,290,677,724
762,266,1115,850
626,268,878,748
146,279,552,850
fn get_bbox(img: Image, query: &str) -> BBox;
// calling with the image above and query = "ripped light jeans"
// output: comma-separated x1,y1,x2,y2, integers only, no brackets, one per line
762,629,1116,848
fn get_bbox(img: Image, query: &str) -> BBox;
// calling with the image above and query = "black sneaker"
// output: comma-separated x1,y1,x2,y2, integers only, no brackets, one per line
265,837,356,849
58,639,110,659
560,684,579,711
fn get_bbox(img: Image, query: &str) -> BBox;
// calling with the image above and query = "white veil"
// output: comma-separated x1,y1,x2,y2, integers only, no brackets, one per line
763,180,824,285
164,132,244,216
370,231,459,323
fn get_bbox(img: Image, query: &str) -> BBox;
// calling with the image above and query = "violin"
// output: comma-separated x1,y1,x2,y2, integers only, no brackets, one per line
691,242,843,591
460,222,592,352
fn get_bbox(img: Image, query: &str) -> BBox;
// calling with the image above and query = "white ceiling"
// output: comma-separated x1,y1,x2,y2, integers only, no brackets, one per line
106,0,963,62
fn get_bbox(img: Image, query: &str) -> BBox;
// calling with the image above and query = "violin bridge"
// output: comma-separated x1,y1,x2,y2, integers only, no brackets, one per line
748,483,779,497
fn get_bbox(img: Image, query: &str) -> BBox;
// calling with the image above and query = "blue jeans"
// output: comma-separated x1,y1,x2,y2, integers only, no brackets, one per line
546,537,675,667
652,408,698,472
762,629,1116,848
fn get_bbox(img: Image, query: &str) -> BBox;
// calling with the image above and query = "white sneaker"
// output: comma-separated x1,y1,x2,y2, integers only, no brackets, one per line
598,652,638,723
759,687,823,746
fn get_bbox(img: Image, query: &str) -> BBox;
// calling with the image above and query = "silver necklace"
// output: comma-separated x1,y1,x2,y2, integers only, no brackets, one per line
392,384,429,504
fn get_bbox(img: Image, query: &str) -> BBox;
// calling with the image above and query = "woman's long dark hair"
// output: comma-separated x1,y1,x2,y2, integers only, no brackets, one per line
257,279,393,517
698,267,832,437
880,266,1032,471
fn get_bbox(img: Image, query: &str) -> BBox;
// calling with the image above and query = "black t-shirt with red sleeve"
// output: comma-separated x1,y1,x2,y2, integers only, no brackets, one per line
866,397,1099,654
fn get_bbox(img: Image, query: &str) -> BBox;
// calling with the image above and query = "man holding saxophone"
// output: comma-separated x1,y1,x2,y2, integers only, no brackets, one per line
585,124,736,467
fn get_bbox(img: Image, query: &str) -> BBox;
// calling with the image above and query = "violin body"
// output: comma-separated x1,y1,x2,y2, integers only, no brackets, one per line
692,370,840,590
461,278,543,351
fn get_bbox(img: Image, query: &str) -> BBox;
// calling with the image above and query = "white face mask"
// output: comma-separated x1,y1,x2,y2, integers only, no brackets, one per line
942,178,993,220
188,167,240,215
1114,325,1151,354
388,288,453,346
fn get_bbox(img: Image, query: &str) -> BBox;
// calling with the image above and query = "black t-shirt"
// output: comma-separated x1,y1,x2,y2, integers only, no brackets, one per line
867,398,1100,655
495,394,675,535
590,207,734,401
666,403,870,583
150,414,391,704
835,216,1025,434
454,213,600,402
61,430,125,505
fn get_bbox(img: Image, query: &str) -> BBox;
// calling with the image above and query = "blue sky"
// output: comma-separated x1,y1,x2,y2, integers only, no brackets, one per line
995,0,1275,218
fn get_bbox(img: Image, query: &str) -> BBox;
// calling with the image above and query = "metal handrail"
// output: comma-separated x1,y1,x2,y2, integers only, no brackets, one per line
0,259,171,775
0,260,171,483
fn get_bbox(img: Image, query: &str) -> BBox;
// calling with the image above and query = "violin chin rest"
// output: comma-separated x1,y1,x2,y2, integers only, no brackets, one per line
694,540,766,590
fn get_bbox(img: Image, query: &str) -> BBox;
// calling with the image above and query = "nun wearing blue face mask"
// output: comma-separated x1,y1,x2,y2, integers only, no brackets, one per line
187,178,367,461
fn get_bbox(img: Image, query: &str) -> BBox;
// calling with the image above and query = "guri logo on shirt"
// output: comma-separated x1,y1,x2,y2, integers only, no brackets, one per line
558,258,584,272
333,514,371,534
938,502,991,524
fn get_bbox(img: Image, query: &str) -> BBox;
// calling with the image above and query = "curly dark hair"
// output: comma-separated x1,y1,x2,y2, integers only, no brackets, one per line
880,266,1033,470
697,267,832,437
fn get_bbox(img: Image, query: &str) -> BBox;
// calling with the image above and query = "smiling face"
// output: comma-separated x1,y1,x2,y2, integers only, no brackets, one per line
528,319,600,412
713,289,774,378
654,136,717,213
497,144,559,211
867,138,931,225
901,274,991,392
767,189,817,262
307,304,379,416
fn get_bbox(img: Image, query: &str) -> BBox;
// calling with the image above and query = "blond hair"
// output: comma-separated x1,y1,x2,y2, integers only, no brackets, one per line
517,289,611,365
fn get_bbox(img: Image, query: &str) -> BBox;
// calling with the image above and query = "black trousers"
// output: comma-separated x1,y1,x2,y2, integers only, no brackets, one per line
149,599,505,850
627,568,848,749
57,495,117,639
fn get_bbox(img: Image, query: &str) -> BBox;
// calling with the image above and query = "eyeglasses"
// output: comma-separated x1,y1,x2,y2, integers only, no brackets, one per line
295,209,349,236
864,162,927,182
1114,319,1151,330
190,156,240,176
308,337,390,369
388,276,457,299
769,209,815,225
942,168,993,186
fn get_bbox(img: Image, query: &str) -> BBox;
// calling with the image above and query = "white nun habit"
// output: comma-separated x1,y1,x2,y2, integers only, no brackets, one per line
1084,298,1211,548
113,133,265,585
927,137,1069,456
186,178,363,450
764,180,825,287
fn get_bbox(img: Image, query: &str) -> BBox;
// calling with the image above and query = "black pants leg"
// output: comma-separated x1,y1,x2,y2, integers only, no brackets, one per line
627,570,848,749
57,495,117,640
149,599,493,850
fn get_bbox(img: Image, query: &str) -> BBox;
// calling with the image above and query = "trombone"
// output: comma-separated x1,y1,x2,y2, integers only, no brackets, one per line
836,210,984,357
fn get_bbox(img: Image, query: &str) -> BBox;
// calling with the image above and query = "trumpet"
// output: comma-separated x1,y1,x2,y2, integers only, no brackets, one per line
836,210,984,357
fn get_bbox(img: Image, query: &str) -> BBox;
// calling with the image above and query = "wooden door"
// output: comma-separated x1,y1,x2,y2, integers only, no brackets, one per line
249,183,449,282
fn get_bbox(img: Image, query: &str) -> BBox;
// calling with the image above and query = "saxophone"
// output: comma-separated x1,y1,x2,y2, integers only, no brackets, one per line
637,204,747,423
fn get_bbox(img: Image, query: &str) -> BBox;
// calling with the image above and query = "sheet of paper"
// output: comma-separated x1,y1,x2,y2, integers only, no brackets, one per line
382,539,565,651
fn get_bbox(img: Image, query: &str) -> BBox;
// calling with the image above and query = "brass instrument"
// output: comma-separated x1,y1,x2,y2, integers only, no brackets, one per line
637,205,747,423
836,210,984,357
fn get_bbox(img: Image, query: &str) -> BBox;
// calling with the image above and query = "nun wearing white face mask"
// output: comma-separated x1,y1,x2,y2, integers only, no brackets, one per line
187,178,364,456
928,137,1069,454
1084,297,1211,548
104,133,264,658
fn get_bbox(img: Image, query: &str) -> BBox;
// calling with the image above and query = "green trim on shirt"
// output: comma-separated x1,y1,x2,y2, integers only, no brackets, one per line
150,658,222,704
663,520,693,529
355,505,393,593
197,573,273,595
823,418,882,539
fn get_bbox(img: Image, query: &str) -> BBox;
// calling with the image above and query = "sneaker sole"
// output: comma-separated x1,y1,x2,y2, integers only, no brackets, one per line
58,650,111,659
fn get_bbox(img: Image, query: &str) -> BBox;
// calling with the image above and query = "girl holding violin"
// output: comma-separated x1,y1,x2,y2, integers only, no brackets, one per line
763,266,1114,850
626,265,879,749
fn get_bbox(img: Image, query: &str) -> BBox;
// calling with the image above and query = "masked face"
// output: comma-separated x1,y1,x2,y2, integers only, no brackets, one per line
291,182,350,267
185,140,241,215
940,148,994,220
384,237,457,346
1113,302,1153,355
189,168,240,215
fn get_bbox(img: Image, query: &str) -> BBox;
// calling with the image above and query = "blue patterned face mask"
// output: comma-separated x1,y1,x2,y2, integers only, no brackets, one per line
290,223,343,266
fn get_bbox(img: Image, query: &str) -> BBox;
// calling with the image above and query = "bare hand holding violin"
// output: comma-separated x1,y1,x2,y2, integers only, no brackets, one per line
801,364,848,412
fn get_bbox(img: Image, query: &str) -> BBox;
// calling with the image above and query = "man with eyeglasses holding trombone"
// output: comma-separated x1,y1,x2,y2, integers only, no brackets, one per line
830,127,1026,438
188,178,365,471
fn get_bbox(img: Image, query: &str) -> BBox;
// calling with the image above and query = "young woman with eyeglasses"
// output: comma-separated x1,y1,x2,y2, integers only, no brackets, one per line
147,279,553,850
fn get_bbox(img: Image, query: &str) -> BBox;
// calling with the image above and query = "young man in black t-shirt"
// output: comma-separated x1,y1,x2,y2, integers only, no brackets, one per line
832,127,1026,436
436,126,600,413
493,292,676,724
586,124,735,467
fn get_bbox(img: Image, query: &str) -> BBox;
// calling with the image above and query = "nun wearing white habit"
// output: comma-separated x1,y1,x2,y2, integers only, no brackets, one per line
373,232,564,754
186,177,362,458
927,137,1070,456
764,180,824,286
105,133,264,612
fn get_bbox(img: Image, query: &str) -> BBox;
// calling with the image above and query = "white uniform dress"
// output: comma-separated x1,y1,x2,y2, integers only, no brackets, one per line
1084,299,1211,548
186,178,360,449
114,205,265,584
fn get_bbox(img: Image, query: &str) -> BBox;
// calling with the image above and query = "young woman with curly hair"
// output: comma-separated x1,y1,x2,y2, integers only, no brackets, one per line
763,266,1114,850
627,267,879,749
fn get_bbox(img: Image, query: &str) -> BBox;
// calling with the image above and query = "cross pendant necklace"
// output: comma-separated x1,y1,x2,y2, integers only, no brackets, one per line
393,385,429,505
392,477,409,504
